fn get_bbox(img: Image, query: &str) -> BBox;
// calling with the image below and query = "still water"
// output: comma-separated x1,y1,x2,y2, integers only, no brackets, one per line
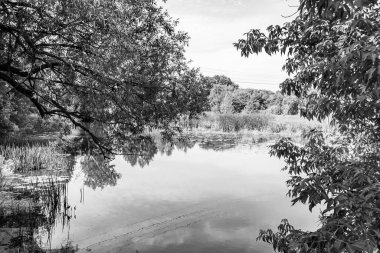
2,134,319,252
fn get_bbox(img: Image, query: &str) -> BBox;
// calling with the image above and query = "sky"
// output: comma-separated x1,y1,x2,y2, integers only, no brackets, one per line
163,0,297,91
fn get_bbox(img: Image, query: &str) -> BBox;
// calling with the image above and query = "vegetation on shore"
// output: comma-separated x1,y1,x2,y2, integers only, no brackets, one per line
235,0,380,252
1,0,379,252
0,143,69,173
180,112,327,139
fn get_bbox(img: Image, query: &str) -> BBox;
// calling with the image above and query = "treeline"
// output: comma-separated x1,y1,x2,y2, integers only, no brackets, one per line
0,0,299,142
204,75,300,115
0,73,300,138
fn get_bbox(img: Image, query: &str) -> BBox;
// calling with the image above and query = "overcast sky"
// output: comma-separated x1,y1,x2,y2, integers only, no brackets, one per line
163,0,297,91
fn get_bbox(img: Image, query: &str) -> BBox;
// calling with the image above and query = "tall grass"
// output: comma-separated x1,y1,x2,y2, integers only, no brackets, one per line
0,139,75,251
217,114,271,132
0,143,68,173
0,156,5,190
179,113,328,141
179,112,272,132
268,114,325,135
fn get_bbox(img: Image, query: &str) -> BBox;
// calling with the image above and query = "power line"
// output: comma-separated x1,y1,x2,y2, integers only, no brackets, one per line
235,81,280,85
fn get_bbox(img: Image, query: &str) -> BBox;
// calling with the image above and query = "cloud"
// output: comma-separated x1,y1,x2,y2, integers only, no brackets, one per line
165,0,295,21
163,0,295,91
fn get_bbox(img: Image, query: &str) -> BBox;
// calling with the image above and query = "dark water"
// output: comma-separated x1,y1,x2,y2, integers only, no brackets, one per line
0,133,318,252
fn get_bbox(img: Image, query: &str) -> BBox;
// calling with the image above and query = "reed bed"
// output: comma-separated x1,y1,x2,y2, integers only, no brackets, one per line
179,113,329,141
267,114,326,135
216,114,271,132
0,142,69,173
0,140,75,252
180,112,272,132
0,175,74,252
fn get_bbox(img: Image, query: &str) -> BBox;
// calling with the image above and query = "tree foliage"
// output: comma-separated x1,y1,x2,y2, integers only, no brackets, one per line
0,0,205,151
0,88,70,137
207,82,299,115
236,0,380,252
178,69,213,119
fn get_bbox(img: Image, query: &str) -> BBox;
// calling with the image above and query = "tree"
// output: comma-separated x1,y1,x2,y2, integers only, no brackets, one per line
203,74,239,89
177,69,213,119
231,89,252,113
220,93,235,114
208,84,235,113
0,0,198,152
244,89,273,112
0,89,69,137
282,96,300,115
235,0,380,252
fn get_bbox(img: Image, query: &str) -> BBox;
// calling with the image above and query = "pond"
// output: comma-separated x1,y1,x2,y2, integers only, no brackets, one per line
0,133,319,253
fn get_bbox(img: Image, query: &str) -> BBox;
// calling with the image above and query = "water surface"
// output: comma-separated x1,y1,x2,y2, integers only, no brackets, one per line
1,133,319,252
49,135,318,252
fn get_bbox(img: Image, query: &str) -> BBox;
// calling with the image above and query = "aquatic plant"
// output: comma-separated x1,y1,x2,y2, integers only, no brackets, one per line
180,112,326,137
0,143,69,173
0,174,73,252
216,114,271,132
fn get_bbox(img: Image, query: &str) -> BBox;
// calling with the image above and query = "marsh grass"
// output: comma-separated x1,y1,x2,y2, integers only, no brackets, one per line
0,177,74,252
0,142,68,173
0,138,75,252
268,115,326,135
0,155,5,186
183,113,327,137
185,112,271,132
217,114,271,132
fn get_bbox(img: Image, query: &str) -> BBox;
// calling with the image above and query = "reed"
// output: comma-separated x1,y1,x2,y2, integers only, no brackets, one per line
216,114,271,132
186,113,327,136
0,176,74,252
267,115,325,135
0,142,68,173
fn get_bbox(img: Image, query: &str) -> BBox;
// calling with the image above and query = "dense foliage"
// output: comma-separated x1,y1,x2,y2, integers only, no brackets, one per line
0,89,69,137
235,0,380,252
205,75,300,115
0,0,209,151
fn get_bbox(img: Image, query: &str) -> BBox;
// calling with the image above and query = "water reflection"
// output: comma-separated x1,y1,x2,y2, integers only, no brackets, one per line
80,155,120,190
0,134,199,251
0,177,76,252
122,134,196,167
1,132,310,252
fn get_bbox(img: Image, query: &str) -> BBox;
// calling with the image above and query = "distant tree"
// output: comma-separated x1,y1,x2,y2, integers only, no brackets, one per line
281,96,300,115
235,0,380,252
267,92,285,115
212,75,239,89
205,75,299,115
231,89,253,113
177,69,213,119
219,93,235,114
0,0,199,151
244,90,273,113
208,84,235,113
